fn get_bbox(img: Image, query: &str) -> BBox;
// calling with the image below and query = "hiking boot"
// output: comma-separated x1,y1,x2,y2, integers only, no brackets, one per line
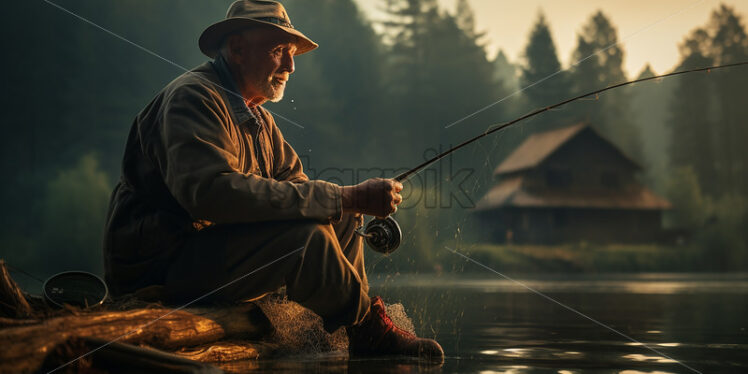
347,296,444,364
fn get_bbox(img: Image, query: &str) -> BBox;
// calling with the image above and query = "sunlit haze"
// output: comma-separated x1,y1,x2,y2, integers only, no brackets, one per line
354,0,748,76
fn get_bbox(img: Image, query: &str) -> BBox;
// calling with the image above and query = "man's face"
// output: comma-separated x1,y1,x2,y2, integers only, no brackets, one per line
228,28,297,104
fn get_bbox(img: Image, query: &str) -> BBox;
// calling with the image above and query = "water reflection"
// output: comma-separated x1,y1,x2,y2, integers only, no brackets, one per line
477,366,530,374
479,347,584,361
370,273,748,295
225,273,748,373
220,356,446,373
622,354,677,364
369,272,748,373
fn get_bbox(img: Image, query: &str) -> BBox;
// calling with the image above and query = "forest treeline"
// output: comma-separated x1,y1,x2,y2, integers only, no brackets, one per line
0,0,746,277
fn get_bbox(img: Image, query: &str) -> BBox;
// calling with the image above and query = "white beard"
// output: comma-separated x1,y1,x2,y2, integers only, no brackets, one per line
261,79,287,103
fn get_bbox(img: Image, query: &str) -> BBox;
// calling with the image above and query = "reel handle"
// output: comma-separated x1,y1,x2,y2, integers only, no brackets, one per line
354,216,402,254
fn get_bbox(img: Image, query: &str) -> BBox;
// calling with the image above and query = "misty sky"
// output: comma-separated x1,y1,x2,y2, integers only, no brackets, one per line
354,0,748,77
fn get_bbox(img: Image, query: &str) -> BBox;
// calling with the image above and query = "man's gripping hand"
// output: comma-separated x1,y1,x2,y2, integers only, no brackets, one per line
341,178,403,218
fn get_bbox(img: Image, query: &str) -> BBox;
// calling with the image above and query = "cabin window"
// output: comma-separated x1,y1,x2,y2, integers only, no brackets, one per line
601,171,620,188
545,168,572,188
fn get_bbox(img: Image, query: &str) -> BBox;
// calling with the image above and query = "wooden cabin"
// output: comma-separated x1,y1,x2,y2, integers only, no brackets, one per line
474,123,671,244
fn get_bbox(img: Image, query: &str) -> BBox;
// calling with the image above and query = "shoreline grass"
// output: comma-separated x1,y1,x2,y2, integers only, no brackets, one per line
452,242,712,273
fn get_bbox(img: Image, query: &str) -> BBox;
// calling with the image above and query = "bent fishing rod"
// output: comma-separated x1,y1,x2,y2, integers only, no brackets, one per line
357,61,748,254
394,60,748,182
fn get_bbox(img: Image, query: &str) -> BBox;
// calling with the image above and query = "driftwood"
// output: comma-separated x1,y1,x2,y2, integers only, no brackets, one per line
0,261,276,373
38,336,224,374
0,260,33,318
175,340,270,363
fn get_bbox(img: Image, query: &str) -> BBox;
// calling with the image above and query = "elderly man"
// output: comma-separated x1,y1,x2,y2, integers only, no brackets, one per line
103,0,443,362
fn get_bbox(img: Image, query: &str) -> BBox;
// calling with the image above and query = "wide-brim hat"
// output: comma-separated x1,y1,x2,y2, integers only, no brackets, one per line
199,0,318,59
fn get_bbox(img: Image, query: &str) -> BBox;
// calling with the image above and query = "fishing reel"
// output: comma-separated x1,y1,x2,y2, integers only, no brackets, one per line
355,216,402,254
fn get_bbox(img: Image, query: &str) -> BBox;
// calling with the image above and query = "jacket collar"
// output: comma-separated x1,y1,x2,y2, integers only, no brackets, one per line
211,55,258,126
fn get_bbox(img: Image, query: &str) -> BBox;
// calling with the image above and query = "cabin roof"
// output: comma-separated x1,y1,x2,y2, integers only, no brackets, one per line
493,123,639,175
474,176,672,211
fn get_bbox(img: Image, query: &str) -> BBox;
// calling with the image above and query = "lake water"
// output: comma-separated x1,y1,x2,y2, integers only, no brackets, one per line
240,273,748,373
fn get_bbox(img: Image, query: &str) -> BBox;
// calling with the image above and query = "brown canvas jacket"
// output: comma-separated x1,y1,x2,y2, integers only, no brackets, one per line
103,60,342,296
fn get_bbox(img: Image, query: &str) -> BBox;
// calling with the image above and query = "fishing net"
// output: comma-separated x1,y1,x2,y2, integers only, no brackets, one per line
256,295,415,355
383,302,415,335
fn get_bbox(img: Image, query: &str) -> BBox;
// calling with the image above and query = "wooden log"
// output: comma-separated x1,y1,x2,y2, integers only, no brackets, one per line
187,304,273,340
37,336,223,374
0,304,272,373
0,260,33,319
0,317,39,328
173,340,274,362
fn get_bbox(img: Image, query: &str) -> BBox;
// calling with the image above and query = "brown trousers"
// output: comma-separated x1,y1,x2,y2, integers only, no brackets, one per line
163,213,370,332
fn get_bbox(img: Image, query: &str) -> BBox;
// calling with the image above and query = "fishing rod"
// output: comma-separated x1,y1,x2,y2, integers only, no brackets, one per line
395,60,748,182
358,61,748,254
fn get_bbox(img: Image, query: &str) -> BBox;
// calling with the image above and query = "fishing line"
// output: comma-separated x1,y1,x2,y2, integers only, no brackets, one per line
359,61,748,254
394,61,748,183
5,263,45,284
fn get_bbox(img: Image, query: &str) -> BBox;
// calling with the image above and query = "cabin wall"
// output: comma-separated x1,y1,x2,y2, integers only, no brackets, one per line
479,208,663,244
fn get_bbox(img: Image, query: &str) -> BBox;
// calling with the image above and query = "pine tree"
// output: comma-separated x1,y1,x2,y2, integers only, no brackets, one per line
569,11,642,160
707,5,748,195
379,0,505,239
380,0,501,162
668,30,718,195
493,50,520,94
520,12,572,122
629,63,675,192
668,5,748,197
455,0,477,39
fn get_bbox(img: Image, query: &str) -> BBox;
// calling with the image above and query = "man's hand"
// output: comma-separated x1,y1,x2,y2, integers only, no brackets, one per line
342,178,403,218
